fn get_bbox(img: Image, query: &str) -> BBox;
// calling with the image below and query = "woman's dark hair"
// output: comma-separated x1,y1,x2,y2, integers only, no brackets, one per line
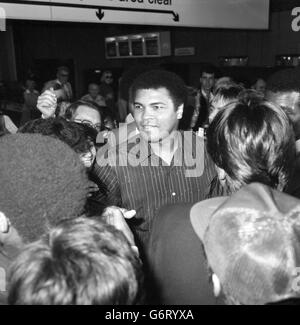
207,99,296,192
18,117,97,154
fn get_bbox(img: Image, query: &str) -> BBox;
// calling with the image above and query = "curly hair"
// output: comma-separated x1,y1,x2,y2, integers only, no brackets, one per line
18,117,97,155
129,69,187,109
0,134,89,243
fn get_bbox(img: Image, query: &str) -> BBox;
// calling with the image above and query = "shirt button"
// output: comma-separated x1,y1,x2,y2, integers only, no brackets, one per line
172,192,176,197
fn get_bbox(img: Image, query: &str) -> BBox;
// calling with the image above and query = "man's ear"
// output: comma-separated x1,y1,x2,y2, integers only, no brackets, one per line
216,166,227,184
176,104,184,120
212,273,222,297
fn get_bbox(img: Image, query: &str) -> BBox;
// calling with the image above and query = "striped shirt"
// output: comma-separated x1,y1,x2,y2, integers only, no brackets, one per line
92,131,219,250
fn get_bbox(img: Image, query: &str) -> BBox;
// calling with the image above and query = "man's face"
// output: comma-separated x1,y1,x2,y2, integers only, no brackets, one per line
80,145,97,169
103,72,113,85
254,79,266,95
72,105,101,132
266,90,300,139
133,87,183,143
57,70,69,84
88,84,100,99
200,73,215,92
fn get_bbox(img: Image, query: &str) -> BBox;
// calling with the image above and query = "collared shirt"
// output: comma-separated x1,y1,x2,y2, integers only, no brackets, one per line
92,131,219,249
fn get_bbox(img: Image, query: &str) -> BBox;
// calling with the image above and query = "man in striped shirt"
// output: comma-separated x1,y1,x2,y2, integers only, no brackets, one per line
93,70,219,254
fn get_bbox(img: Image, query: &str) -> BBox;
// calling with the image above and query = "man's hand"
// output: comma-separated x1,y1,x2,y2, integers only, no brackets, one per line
37,89,57,119
102,206,136,246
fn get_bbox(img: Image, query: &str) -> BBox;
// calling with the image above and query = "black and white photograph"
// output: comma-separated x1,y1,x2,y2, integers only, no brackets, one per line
1,0,300,309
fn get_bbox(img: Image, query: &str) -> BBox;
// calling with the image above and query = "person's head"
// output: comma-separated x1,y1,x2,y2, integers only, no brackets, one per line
130,69,187,142
56,66,70,85
266,68,300,139
18,117,97,169
88,83,100,99
209,83,243,123
0,134,89,244
8,217,143,305
101,70,113,85
65,100,102,132
200,66,216,93
213,76,233,93
207,99,295,192
252,77,266,96
191,183,300,305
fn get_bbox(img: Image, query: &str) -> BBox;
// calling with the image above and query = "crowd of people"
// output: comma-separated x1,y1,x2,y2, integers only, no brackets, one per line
0,64,300,305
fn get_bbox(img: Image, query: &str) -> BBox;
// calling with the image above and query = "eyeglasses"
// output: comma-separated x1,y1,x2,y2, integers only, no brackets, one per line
74,119,101,132
60,74,69,77
105,75,113,79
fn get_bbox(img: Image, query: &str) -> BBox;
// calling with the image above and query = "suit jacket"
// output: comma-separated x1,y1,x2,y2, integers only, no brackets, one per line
180,90,210,132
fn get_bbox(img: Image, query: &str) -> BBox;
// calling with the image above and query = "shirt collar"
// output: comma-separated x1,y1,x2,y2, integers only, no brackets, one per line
127,131,204,168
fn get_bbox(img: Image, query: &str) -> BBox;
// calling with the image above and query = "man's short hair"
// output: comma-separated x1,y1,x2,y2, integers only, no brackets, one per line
207,99,295,192
18,117,97,155
200,65,217,77
0,134,89,243
8,217,143,305
129,69,188,109
266,68,300,93
57,66,70,75
65,100,101,121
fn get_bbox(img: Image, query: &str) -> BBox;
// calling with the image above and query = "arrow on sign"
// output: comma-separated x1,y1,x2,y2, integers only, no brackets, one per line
95,6,180,22
0,1,180,22
96,9,105,21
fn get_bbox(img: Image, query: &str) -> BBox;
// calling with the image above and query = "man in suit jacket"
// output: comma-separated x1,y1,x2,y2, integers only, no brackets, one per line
180,66,216,132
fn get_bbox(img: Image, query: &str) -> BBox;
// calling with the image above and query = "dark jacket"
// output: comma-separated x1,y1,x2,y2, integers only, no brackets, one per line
180,92,210,131
148,203,223,305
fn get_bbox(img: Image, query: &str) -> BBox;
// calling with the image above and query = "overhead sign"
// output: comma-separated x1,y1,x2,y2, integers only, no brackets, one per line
0,6,6,31
0,0,270,29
